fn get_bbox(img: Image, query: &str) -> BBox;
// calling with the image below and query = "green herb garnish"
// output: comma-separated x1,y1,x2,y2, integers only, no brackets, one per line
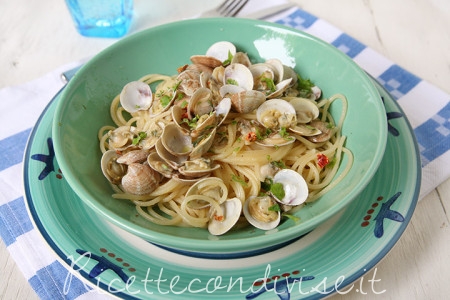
222,50,234,66
231,174,248,187
226,78,239,86
160,94,171,107
296,74,315,98
269,203,280,212
270,182,285,200
132,131,147,145
261,77,276,93
282,213,300,223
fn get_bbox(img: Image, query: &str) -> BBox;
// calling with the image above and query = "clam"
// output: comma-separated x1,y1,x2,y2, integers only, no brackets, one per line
223,63,254,91
116,149,148,165
249,61,292,99
306,120,334,143
121,163,161,195
211,65,225,84
187,87,214,118
108,126,136,151
267,78,292,99
101,150,127,185
190,128,217,160
206,41,236,63
139,122,164,150
149,85,177,116
229,90,265,114
119,81,153,114
190,41,236,68
256,99,297,130
147,151,174,178
176,69,202,96
311,86,322,100
271,169,308,206
155,138,188,170
288,97,319,123
231,52,251,67
249,63,276,89
282,65,298,87
208,197,242,236
171,105,190,131
160,123,193,156
178,157,220,178
289,124,322,137
243,195,280,230
191,97,230,139
255,132,295,147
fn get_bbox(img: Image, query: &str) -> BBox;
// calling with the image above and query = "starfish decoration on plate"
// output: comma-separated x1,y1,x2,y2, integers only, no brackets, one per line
382,96,404,136
373,192,405,238
31,137,56,180
76,249,130,283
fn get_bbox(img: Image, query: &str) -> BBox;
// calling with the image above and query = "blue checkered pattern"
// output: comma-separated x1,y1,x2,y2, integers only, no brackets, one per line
276,8,317,30
1,6,449,300
415,102,450,165
378,65,421,100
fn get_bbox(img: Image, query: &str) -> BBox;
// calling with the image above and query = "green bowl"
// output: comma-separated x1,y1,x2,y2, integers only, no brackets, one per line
52,18,387,257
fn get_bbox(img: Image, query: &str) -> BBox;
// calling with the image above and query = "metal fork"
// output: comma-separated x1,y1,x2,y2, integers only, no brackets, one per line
199,0,250,18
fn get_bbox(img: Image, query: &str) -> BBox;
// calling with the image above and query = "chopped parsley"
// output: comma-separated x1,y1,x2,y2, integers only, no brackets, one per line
296,74,315,98
222,50,234,66
270,182,285,200
269,203,280,212
160,94,172,107
261,77,276,94
182,115,199,129
279,127,293,140
180,100,188,108
231,174,248,187
271,160,286,169
226,78,239,86
132,131,147,145
282,213,300,223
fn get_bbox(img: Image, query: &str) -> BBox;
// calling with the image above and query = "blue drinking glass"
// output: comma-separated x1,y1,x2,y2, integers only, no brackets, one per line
65,0,133,38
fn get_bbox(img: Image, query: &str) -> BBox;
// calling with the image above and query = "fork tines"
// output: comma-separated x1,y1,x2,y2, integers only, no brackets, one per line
217,0,250,17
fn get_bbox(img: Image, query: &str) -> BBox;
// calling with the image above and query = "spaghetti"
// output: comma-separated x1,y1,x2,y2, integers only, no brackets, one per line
98,41,353,234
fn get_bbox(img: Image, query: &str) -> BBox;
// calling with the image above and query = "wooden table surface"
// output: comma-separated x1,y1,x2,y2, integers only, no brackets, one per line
1,0,449,299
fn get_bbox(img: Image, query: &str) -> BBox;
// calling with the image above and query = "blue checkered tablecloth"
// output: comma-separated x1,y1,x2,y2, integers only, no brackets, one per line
1,6,449,300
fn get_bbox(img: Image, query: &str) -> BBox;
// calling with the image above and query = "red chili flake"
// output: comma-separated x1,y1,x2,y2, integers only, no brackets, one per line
214,215,224,222
317,153,329,168
177,64,188,73
245,131,257,142
181,111,189,119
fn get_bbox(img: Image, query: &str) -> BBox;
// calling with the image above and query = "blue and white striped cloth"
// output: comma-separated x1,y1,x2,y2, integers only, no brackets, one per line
1,6,449,300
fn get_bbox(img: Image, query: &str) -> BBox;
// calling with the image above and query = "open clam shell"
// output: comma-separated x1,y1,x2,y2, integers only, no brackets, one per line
101,150,127,185
256,98,297,130
155,138,188,170
271,169,308,206
160,123,193,156
147,151,174,178
119,81,153,113
208,197,242,236
223,63,254,91
243,195,281,230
